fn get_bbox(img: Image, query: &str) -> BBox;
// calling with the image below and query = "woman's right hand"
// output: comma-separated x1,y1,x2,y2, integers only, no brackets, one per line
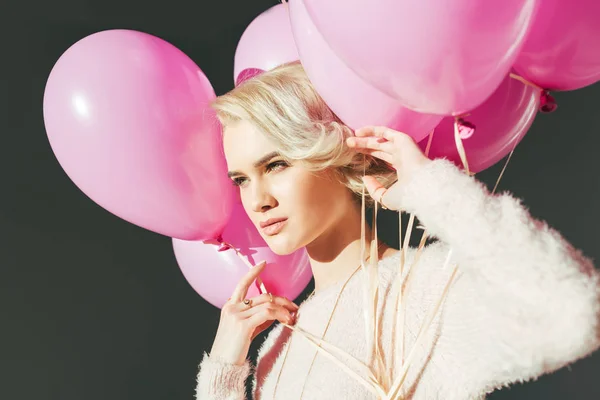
209,261,300,366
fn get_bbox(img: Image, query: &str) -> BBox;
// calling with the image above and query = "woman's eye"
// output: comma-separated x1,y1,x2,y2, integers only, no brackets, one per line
230,161,288,187
231,177,247,187
266,160,289,172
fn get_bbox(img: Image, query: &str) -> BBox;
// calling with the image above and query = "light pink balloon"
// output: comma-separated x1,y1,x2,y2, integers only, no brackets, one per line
233,3,299,86
173,202,312,309
420,74,540,173
289,0,441,142
43,29,235,240
300,0,538,115
514,0,600,91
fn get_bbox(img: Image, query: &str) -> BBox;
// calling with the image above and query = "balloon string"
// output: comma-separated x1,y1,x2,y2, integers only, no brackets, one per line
509,73,543,91
218,238,269,294
371,201,389,390
423,128,435,156
453,118,471,175
492,143,517,195
281,314,386,397
360,154,373,365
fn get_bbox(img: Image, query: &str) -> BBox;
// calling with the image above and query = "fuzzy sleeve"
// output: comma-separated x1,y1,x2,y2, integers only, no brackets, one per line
195,352,252,400
391,158,600,398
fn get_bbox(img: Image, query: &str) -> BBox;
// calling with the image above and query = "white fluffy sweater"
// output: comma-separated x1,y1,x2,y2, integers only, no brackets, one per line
195,159,600,399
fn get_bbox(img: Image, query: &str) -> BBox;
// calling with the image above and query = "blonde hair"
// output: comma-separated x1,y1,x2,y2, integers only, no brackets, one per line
211,61,396,206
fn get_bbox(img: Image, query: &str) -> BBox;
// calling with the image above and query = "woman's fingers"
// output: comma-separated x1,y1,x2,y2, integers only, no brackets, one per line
245,301,297,327
238,293,299,318
354,126,403,141
230,261,267,303
239,294,300,339
346,136,394,152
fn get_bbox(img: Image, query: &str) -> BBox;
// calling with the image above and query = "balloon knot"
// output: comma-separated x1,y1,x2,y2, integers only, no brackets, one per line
539,90,557,113
217,243,231,252
235,68,265,87
456,118,476,139
215,235,232,252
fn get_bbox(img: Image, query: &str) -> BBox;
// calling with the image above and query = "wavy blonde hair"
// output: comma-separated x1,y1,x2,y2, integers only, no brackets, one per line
211,61,396,206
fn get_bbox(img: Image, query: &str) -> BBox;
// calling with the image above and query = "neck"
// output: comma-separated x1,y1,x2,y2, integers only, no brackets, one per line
306,202,386,294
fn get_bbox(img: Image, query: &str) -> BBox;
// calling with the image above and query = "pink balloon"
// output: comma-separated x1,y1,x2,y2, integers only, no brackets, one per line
514,0,600,91
299,0,538,115
233,3,299,86
288,0,441,142
173,202,312,309
43,30,235,240
420,74,540,173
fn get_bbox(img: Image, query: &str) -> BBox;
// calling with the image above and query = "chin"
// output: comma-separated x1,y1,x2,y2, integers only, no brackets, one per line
263,234,301,256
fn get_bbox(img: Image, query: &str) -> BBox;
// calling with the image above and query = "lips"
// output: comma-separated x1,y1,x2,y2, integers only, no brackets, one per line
260,217,288,236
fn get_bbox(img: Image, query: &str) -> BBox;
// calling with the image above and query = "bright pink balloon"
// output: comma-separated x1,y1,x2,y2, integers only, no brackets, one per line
289,0,441,142
420,75,540,173
43,30,234,240
514,0,600,91
299,0,538,115
173,202,312,309
233,3,299,86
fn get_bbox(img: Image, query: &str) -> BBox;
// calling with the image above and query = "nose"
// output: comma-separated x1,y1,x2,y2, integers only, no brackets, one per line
250,180,277,213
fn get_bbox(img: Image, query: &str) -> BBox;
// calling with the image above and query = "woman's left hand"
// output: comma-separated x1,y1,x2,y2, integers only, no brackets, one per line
346,126,431,211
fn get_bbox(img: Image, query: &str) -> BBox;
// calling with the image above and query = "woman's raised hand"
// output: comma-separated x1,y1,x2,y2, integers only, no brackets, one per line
346,126,431,211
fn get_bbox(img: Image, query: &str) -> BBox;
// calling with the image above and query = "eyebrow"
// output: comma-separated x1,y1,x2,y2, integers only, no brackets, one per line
227,151,281,178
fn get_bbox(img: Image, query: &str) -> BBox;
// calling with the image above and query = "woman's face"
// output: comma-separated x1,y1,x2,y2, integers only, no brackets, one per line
223,120,351,255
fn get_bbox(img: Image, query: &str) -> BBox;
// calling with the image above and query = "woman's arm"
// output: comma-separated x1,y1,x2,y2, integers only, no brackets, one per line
392,158,600,398
195,352,252,400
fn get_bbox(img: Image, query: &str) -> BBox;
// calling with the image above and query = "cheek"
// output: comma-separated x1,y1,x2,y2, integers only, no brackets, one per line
279,170,345,215
239,189,255,219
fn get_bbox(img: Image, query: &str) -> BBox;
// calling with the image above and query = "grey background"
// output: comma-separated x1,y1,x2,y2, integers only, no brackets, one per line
1,0,599,398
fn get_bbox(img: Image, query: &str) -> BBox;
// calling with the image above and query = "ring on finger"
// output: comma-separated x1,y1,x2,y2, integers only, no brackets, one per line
268,292,273,303
243,298,252,307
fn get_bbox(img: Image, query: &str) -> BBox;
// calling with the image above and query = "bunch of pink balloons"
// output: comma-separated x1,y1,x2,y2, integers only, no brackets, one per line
286,0,600,172
43,28,312,309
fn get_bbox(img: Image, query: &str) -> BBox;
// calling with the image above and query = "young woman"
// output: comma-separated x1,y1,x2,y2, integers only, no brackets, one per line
195,62,600,399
